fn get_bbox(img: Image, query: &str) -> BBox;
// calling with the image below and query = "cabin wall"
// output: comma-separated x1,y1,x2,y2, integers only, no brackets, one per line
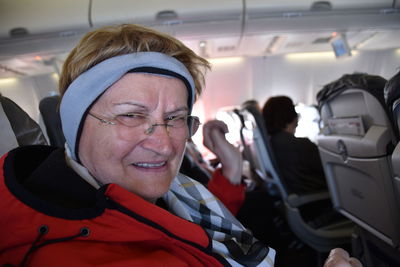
251,49,400,106
0,73,58,139
197,48,400,121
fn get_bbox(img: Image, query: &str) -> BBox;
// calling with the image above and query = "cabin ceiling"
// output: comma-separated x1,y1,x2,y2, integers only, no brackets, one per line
0,0,399,79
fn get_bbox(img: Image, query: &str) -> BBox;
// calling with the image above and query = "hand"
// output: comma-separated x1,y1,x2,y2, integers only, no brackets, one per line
323,248,362,267
203,120,242,185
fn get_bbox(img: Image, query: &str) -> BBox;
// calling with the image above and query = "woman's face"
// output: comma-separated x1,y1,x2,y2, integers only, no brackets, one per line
78,73,189,203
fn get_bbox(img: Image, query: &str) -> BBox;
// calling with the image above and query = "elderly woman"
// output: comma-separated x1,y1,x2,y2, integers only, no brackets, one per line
0,24,361,267
0,24,272,266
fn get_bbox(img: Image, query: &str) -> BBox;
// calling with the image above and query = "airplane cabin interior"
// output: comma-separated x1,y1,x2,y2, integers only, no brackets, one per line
1,0,400,266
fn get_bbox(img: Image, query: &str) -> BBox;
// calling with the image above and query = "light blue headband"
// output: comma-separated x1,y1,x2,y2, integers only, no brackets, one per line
60,52,196,160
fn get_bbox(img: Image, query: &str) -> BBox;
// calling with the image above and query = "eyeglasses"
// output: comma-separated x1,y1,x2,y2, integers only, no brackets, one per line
88,112,200,140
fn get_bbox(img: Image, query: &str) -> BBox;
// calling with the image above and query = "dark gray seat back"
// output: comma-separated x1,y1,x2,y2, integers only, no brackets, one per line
317,73,400,247
0,94,47,155
385,71,400,245
39,95,65,147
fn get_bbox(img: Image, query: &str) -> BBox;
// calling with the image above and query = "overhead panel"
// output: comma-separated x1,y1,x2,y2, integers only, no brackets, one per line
247,0,317,13
236,35,276,56
245,0,397,35
0,0,90,39
246,0,393,13
91,0,243,39
327,0,393,9
359,30,400,50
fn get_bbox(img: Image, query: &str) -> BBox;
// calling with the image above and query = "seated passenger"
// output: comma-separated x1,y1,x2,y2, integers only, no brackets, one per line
179,120,247,215
0,24,274,266
262,96,327,194
202,120,246,215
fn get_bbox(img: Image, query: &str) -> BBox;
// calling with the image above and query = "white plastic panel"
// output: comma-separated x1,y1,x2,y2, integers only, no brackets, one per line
247,0,393,13
245,0,398,35
320,90,391,130
316,125,392,157
0,0,90,38
247,0,317,13
328,0,393,9
319,146,400,246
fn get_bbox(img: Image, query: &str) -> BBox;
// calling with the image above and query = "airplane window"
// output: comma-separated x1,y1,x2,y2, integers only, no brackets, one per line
295,103,320,144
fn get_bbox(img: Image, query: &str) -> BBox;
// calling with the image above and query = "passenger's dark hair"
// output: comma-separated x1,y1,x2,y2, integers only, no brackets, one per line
242,99,261,110
316,72,387,110
262,96,298,134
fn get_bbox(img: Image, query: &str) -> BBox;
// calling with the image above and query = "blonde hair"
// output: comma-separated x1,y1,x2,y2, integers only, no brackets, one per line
59,24,210,100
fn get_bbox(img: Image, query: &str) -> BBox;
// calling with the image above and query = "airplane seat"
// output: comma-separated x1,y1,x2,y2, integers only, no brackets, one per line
39,95,65,147
234,102,354,256
0,94,47,156
238,102,281,195
384,69,400,229
384,70,400,138
316,73,400,250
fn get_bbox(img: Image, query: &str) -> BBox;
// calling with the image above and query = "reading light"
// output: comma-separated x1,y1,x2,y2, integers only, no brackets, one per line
208,57,243,65
52,73,59,81
0,78,18,86
285,51,358,61
285,51,335,60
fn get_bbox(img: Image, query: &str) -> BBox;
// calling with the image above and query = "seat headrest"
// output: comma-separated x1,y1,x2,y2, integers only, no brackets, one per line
0,99,19,156
39,95,65,147
316,73,387,110
0,94,47,150
384,70,400,110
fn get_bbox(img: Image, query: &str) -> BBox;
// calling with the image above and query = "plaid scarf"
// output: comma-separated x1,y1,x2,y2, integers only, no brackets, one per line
66,147,275,266
164,173,276,267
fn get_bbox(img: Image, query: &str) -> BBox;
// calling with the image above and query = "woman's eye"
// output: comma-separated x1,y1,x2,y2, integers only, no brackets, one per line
117,113,147,126
165,115,175,121
166,115,184,121
166,115,187,127
122,113,139,118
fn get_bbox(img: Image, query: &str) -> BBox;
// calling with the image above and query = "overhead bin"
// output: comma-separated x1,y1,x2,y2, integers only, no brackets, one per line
327,0,393,9
91,0,243,38
0,0,90,39
247,0,393,14
245,0,398,34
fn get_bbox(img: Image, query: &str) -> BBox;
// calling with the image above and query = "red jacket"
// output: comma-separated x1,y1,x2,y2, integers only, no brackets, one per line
208,169,246,216
0,147,229,266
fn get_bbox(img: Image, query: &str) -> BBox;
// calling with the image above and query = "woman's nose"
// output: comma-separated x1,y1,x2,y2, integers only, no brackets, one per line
141,125,174,155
